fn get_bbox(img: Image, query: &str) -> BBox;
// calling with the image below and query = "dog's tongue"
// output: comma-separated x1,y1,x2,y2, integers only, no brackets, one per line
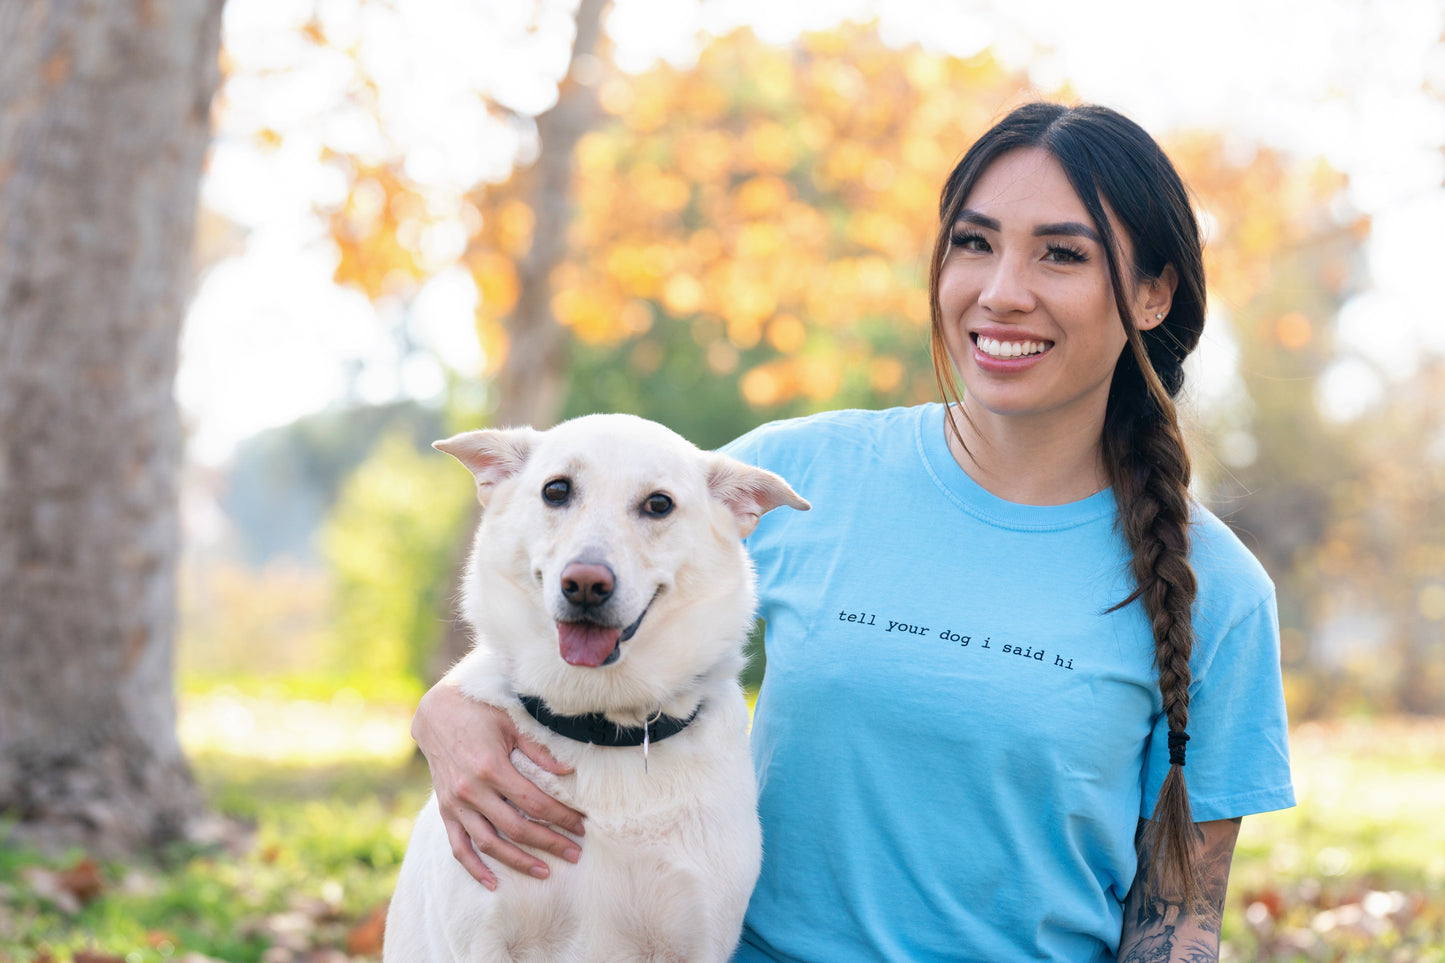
557,621,621,667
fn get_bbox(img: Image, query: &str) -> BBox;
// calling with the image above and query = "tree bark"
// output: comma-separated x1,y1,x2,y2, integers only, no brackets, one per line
0,0,225,855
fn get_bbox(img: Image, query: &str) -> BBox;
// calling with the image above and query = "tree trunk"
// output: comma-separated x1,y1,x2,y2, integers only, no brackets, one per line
0,0,225,856
491,0,607,430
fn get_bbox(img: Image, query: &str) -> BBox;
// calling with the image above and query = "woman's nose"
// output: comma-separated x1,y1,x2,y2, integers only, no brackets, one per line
978,255,1035,315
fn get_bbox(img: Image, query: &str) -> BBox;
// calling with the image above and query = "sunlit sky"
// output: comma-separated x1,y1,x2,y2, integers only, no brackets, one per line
178,0,1445,465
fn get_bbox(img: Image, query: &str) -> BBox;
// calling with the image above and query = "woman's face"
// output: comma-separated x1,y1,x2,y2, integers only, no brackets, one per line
936,147,1158,432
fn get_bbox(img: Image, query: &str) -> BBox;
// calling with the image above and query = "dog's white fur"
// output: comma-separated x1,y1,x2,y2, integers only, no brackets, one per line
385,414,807,962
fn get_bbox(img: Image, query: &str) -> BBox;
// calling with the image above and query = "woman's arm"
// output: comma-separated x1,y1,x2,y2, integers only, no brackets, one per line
1118,817,1242,963
411,678,587,889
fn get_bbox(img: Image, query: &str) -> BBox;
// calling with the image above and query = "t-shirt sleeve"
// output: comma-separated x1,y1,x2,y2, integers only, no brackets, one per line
1141,590,1296,822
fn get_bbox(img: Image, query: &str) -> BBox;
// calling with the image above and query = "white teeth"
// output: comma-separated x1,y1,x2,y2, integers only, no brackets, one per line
976,336,1049,359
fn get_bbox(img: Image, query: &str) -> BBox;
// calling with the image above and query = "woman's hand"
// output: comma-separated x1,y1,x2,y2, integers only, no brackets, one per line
411,680,586,889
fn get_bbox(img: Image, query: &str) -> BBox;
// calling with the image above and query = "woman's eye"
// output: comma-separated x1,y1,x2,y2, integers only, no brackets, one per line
950,230,989,252
542,478,572,505
642,493,674,517
1044,243,1088,264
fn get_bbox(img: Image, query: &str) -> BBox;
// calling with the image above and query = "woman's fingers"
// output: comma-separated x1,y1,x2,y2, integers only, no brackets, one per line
442,812,497,890
440,776,568,882
495,751,587,837
478,797,581,875
433,728,583,875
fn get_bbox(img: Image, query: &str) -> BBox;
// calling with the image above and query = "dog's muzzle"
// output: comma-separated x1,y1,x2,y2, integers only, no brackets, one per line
556,589,655,668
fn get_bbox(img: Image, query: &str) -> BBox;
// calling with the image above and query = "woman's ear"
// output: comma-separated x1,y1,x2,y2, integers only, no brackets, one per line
1137,263,1178,331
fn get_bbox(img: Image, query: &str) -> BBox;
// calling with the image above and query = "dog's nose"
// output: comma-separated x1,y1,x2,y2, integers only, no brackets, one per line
560,561,615,607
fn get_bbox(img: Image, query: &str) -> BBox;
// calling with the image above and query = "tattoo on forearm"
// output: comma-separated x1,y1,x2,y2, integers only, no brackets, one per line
1119,923,1175,963
1179,939,1218,963
1119,818,1240,963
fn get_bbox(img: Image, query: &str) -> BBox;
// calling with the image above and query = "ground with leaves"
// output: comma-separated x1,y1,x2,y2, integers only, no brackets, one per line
0,752,413,962
1222,718,1445,962
1,696,1442,962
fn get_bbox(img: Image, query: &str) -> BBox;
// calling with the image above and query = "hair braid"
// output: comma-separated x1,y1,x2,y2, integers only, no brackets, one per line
1104,359,1201,901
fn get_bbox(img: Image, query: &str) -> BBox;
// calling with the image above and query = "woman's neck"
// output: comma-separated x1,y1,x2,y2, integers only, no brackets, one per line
944,401,1110,506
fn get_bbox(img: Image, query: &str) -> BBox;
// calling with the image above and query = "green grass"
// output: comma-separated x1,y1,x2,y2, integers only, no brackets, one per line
2,710,1442,961
0,754,431,962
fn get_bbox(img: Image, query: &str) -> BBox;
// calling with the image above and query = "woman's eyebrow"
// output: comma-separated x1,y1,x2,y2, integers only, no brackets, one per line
954,209,1101,244
955,209,1000,231
1033,221,1101,242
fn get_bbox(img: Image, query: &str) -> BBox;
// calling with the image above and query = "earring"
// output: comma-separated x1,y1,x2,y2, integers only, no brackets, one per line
1155,312,1164,321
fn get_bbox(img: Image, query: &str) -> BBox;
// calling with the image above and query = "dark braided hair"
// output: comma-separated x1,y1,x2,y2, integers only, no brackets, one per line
927,102,1208,902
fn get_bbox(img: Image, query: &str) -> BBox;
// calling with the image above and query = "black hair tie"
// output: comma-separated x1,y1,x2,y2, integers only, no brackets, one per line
1168,730,1189,767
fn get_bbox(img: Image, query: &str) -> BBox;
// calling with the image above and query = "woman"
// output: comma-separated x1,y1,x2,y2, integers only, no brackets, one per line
410,102,1295,962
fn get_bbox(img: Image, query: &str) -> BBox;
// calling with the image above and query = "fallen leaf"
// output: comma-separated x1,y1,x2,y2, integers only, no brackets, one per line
1244,886,1285,919
19,857,107,913
58,858,106,905
346,900,388,955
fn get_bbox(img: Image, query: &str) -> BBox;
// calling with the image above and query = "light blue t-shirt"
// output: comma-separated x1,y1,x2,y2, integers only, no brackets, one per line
724,404,1295,963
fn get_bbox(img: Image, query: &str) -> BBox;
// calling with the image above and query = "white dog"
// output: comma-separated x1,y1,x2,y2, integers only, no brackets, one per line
384,413,808,963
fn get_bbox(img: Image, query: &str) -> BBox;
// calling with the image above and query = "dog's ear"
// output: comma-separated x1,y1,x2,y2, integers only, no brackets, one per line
706,456,810,538
434,428,539,507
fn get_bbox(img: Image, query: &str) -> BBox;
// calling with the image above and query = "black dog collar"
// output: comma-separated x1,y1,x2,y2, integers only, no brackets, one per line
517,694,700,748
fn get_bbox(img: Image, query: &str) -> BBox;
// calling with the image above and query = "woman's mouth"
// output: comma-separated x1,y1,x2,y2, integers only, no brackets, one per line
973,335,1051,360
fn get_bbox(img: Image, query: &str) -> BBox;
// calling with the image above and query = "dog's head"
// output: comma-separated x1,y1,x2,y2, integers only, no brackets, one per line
435,414,807,717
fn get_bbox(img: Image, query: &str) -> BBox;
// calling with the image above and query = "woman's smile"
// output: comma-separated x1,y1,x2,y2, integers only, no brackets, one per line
972,333,1053,361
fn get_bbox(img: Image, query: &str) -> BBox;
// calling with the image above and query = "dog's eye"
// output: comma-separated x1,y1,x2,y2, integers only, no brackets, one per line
542,478,572,505
642,493,673,517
